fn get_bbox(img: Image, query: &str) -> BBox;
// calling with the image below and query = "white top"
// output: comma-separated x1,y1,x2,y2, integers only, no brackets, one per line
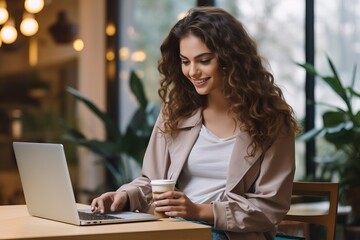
178,125,237,204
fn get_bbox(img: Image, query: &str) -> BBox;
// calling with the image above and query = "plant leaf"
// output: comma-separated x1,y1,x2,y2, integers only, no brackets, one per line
316,101,346,113
296,62,317,75
62,136,122,158
350,63,357,92
60,122,87,139
321,76,348,103
129,71,148,111
66,87,121,140
296,128,325,141
322,111,348,127
348,87,360,98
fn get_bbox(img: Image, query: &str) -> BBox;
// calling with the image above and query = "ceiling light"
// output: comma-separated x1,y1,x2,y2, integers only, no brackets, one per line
24,0,44,14
48,10,78,44
73,39,84,51
20,13,39,36
0,0,9,25
0,18,18,44
106,22,116,36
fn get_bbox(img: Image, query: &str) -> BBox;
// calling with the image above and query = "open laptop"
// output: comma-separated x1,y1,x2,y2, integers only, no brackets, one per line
13,141,159,226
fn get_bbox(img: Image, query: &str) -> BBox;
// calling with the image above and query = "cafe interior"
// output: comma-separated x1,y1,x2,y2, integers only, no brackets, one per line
0,0,359,239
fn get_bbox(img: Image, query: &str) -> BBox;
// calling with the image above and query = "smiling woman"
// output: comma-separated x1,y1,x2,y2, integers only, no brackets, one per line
92,6,300,240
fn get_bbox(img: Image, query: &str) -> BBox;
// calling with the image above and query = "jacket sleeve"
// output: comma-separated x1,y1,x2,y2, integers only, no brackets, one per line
212,132,296,234
116,113,171,212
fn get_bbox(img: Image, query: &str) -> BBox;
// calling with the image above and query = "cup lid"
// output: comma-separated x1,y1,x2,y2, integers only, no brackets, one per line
150,179,176,185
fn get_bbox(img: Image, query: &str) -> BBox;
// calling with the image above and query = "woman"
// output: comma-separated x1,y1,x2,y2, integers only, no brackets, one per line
91,6,300,240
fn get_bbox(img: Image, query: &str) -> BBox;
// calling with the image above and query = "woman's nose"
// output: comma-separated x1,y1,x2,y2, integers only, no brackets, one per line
189,64,200,78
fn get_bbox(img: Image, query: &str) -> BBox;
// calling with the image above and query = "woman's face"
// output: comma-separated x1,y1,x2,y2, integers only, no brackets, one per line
179,34,223,96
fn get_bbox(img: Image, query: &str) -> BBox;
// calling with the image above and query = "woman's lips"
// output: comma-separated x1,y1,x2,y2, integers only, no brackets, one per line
193,77,210,87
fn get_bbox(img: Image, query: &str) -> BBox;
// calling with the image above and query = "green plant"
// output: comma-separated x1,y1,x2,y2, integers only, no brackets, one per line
297,56,360,192
62,71,160,190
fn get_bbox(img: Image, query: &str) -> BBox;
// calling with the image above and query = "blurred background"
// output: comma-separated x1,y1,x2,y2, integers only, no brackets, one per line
0,0,359,220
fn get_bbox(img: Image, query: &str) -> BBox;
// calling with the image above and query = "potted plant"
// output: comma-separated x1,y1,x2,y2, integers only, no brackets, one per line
297,56,360,224
62,71,160,191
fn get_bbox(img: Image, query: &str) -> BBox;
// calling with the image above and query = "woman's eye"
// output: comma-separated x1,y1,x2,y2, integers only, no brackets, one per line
200,59,211,64
181,60,190,65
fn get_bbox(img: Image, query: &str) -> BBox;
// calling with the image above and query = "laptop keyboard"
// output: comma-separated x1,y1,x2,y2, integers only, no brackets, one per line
78,211,123,220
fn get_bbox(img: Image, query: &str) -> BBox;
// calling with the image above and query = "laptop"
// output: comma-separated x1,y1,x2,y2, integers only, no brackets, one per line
13,141,159,226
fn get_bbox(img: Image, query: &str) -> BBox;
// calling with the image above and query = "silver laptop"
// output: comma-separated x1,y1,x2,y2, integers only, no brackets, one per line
13,142,159,226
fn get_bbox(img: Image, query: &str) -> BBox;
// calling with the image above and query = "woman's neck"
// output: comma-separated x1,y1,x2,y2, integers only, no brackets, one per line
206,90,229,112
202,91,240,138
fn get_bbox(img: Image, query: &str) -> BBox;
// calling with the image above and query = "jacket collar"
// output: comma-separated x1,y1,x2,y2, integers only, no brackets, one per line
168,108,263,192
226,131,263,191
167,109,202,180
177,108,203,129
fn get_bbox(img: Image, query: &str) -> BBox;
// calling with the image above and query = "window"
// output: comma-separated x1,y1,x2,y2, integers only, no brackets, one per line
118,0,196,131
313,0,360,178
217,0,306,179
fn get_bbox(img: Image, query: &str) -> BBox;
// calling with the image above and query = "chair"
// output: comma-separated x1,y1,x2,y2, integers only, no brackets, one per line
277,182,339,240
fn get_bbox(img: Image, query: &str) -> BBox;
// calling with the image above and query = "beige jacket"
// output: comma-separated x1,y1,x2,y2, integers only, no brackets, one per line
118,109,295,240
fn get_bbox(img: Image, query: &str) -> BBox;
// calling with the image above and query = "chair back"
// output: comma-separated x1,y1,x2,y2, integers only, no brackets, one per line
282,182,339,240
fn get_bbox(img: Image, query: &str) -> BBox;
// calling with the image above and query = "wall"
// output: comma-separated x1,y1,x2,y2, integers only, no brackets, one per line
77,0,106,203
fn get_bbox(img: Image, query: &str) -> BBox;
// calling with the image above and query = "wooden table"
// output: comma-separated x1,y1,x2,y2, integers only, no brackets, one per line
0,205,211,240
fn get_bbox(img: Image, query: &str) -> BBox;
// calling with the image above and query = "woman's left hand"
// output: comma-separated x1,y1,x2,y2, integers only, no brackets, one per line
153,190,213,222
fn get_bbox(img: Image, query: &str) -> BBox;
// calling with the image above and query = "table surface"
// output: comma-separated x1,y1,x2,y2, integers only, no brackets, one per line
0,204,211,240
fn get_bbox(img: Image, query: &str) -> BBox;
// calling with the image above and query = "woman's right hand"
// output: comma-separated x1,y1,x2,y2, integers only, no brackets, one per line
91,191,129,213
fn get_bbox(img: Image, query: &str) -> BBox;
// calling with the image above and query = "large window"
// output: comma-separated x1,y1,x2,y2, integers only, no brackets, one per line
118,0,196,131
313,0,360,177
217,0,306,179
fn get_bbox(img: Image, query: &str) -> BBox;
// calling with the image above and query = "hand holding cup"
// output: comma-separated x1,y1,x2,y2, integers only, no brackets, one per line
150,179,176,217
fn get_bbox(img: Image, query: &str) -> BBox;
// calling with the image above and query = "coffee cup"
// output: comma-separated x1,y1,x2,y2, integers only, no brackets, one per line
150,179,176,217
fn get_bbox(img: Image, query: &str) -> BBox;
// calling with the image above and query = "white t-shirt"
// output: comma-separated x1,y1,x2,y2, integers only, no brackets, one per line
177,124,237,204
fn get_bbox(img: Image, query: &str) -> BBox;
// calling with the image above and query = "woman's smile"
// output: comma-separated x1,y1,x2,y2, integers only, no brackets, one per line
179,34,223,96
193,77,210,87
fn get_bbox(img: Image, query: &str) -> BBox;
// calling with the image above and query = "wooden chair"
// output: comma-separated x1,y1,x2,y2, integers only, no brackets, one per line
277,182,339,240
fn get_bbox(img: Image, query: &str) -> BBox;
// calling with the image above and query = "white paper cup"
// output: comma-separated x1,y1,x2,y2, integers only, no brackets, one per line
150,179,176,217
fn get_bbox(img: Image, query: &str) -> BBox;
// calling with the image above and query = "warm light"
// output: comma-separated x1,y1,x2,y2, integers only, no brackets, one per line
106,22,116,36
20,14,39,36
0,19,18,44
107,61,116,79
24,0,44,14
29,37,38,66
0,37,2,47
0,0,9,25
119,47,130,60
106,49,115,61
131,50,147,62
73,39,84,51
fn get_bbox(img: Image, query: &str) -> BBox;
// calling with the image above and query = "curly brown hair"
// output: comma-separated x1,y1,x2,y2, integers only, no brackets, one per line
158,6,301,157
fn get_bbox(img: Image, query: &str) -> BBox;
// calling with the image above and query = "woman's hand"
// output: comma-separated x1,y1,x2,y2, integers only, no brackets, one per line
154,190,214,223
91,191,129,213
